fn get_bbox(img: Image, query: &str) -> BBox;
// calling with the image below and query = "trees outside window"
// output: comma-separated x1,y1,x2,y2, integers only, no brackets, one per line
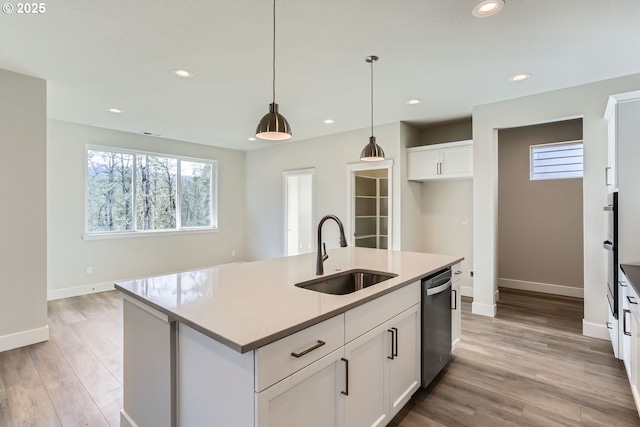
86,147,216,234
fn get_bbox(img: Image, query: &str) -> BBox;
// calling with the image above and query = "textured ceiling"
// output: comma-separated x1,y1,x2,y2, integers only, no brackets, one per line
1,0,639,150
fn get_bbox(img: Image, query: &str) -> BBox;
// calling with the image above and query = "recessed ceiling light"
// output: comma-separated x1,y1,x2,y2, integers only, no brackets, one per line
472,0,505,17
108,108,123,113
323,119,335,124
406,99,421,105
172,69,193,78
509,73,531,82
248,137,257,141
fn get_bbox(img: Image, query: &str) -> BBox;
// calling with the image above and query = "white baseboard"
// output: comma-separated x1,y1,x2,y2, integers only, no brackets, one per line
583,320,610,341
48,281,115,301
121,410,138,427
0,325,49,353
460,285,473,298
498,278,584,299
495,289,500,302
472,301,497,317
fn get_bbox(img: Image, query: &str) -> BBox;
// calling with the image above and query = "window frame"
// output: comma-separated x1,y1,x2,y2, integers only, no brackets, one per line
84,145,218,239
529,139,584,181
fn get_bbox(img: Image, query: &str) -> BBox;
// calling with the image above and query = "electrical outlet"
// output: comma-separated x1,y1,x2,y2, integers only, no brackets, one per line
469,270,474,279
462,218,468,226
86,267,93,275
231,250,236,256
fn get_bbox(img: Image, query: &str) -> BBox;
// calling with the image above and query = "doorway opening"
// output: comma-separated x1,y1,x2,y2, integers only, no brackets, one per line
283,169,314,256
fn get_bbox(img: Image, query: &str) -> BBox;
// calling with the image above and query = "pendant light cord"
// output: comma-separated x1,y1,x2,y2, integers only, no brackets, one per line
272,0,276,104
370,58,374,138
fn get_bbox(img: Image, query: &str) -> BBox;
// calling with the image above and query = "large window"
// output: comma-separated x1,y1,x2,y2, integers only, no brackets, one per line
87,147,217,234
530,140,583,181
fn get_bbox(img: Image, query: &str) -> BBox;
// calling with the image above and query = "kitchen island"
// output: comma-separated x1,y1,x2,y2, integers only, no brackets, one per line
116,247,461,427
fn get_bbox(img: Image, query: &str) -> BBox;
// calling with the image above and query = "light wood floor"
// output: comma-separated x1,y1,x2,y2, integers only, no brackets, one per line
0,289,638,426
390,289,640,427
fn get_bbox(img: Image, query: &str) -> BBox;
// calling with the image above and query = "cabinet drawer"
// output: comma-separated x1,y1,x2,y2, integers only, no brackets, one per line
452,262,463,284
345,281,420,343
255,314,344,392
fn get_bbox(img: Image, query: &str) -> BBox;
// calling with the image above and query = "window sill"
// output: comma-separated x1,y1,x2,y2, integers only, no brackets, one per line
82,227,219,241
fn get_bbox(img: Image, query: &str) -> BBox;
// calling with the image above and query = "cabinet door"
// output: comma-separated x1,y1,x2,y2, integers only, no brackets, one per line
341,324,388,427
256,349,342,427
607,111,617,188
387,304,421,419
608,305,619,358
408,148,440,180
630,304,640,414
441,145,473,178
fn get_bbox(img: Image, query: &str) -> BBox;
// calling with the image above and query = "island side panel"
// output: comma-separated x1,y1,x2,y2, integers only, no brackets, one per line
178,323,255,427
122,299,176,427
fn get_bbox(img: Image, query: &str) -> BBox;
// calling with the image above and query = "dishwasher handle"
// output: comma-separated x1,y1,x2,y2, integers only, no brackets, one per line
426,279,452,296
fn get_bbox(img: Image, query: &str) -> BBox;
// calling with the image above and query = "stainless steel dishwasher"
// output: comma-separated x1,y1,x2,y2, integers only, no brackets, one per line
421,268,452,387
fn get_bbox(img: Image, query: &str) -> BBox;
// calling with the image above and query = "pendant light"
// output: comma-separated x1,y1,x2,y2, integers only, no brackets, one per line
360,55,385,161
256,0,292,141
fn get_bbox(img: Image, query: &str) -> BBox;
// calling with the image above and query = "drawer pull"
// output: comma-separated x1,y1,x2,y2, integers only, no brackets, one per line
628,296,638,305
291,340,326,358
606,321,613,330
341,358,349,396
452,289,457,310
624,309,632,336
620,281,628,288
454,271,462,275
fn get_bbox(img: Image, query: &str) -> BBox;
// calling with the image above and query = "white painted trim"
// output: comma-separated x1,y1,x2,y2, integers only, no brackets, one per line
460,285,473,298
495,289,500,302
406,139,472,153
0,325,49,353
498,278,584,299
472,301,496,317
47,281,115,301
583,320,610,341
283,168,315,257
120,410,139,427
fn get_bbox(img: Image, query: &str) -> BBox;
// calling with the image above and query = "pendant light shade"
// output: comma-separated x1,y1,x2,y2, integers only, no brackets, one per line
256,0,292,141
360,55,385,161
256,102,291,141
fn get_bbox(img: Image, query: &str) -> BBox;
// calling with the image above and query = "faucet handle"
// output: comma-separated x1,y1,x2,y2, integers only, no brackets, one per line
322,243,329,261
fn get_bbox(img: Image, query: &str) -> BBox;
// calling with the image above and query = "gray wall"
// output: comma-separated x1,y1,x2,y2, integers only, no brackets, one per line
47,120,246,298
498,120,584,291
472,71,640,338
417,118,474,293
245,123,403,261
0,69,48,350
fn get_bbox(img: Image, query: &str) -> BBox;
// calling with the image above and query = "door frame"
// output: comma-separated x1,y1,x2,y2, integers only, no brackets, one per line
346,160,393,249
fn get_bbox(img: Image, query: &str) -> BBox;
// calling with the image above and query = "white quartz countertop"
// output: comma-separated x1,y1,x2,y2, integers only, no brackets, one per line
115,247,462,353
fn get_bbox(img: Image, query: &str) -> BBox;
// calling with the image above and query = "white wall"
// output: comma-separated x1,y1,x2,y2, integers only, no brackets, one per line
245,123,401,261
472,72,640,338
47,120,246,299
0,69,48,351
399,123,424,252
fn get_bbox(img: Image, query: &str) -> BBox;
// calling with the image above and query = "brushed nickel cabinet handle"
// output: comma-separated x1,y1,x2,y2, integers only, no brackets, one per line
620,281,628,288
387,329,395,360
624,309,632,336
291,340,325,358
341,358,349,396
628,296,638,305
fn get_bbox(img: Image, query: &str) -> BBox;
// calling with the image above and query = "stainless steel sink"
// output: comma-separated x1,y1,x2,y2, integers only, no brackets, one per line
295,269,398,295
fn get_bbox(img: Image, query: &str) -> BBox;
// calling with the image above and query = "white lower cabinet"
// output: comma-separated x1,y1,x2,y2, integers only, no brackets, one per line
627,282,640,416
386,305,421,416
342,324,388,427
256,348,343,427
451,262,462,350
341,303,421,427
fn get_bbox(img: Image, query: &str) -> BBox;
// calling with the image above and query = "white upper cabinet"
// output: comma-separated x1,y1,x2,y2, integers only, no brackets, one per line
407,140,473,181
604,90,640,191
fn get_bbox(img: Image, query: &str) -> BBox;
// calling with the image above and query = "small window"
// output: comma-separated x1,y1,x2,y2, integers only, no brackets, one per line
530,140,583,180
